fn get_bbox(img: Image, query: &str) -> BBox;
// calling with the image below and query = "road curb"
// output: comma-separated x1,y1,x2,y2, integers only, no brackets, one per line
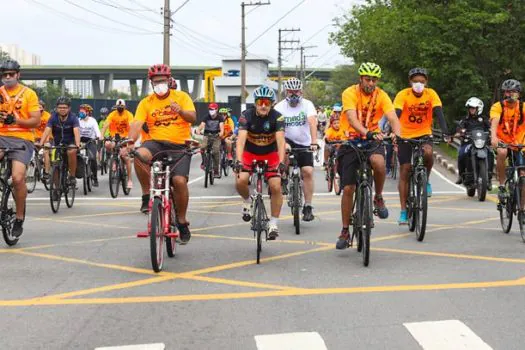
433,151,459,176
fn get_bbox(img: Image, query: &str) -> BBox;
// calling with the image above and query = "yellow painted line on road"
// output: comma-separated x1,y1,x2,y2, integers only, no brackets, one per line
182,275,303,291
32,218,133,230
429,206,494,213
461,217,499,226
486,195,498,204
20,235,135,251
59,210,139,219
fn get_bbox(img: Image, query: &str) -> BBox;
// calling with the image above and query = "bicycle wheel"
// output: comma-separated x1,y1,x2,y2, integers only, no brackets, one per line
49,165,61,213
223,155,230,177
255,197,263,264
361,186,372,267
1,181,18,246
391,151,398,180
477,161,487,202
209,156,215,185
65,171,76,208
82,168,88,195
408,176,416,232
149,197,164,272
293,176,301,235
415,171,428,242
109,157,120,198
334,173,342,196
86,160,92,193
499,180,513,234
100,148,107,176
166,204,176,258
121,162,131,195
326,168,333,193
26,159,37,194
204,154,209,188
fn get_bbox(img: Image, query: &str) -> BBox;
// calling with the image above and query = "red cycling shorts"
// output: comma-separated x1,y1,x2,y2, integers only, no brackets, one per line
242,151,280,180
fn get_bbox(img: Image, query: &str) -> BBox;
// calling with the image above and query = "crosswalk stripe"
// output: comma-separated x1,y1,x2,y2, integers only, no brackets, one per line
404,320,492,350
255,332,328,350
95,343,165,350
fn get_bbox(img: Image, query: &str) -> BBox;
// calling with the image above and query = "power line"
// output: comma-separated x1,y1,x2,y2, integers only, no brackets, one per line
172,28,227,59
303,23,332,45
90,0,162,25
26,0,159,35
174,22,239,51
64,0,158,34
127,0,159,14
246,0,306,48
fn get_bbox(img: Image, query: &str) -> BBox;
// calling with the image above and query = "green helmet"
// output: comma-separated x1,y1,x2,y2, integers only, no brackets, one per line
358,62,382,78
218,107,230,116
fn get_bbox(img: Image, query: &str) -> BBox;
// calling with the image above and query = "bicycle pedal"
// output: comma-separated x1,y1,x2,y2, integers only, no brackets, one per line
136,232,148,238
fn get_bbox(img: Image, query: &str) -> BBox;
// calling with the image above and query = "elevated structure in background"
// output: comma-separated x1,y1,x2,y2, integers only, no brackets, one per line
0,44,41,65
214,57,277,104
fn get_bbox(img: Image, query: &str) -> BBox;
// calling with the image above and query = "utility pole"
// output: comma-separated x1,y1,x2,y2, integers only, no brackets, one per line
241,1,270,111
163,0,171,65
277,28,300,98
299,45,316,87
303,54,318,83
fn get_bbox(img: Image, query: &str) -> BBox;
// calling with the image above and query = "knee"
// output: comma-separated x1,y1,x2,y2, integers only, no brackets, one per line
172,176,187,189
11,171,25,187
302,168,313,179
269,180,281,194
343,185,355,196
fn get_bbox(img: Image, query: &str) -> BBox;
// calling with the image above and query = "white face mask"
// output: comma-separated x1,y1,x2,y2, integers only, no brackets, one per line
412,82,425,94
209,109,217,116
153,83,169,96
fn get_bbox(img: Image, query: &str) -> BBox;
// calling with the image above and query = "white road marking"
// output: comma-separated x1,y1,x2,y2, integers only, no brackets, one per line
404,320,493,350
432,168,465,191
95,343,165,350
255,332,328,350
187,175,204,185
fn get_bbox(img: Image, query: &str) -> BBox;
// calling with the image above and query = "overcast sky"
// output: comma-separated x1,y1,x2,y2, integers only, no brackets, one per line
3,0,362,68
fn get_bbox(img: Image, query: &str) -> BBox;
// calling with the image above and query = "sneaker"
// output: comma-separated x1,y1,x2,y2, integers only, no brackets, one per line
242,202,252,222
498,186,509,202
68,176,77,186
373,195,389,219
214,170,220,178
42,172,50,182
177,222,191,245
336,228,350,250
12,219,24,238
302,205,314,222
455,176,463,185
268,224,279,240
93,178,99,187
140,194,150,213
127,179,133,189
398,210,408,225
427,182,432,197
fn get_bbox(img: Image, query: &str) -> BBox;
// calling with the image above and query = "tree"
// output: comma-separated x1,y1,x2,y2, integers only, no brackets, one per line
304,79,331,106
26,81,73,108
328,65,359,102
106,89,130,100
0,49,10,63
331,0,525,121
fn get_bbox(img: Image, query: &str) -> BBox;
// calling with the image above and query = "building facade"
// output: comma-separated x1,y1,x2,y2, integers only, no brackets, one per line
0,44,41,65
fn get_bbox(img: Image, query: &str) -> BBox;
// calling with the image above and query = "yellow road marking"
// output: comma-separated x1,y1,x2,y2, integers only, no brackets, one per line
182,275,303,291
429,206,494,213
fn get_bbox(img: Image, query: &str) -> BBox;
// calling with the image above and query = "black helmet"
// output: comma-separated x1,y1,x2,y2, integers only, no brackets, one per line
100,107,109,114
408,67,428,79
501,79,522,92
56,96,71,106
0,59,21,72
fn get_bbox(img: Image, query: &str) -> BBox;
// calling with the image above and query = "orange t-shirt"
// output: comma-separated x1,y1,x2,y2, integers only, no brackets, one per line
341,84,394,136
490,100,525,144
394,87,442,139
0,84,40,142
134,90,195,145
324,126,346,142
35,110,51,139
105,110,134,138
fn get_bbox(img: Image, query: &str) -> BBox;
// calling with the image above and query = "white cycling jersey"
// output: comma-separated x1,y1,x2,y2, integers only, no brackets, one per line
274,98,316,146
79,117,101,140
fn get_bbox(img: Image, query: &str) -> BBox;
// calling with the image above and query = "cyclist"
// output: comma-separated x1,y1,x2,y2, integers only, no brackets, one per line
38,96,80,188
336,62,401,249
101,98,134,189
98,107,110,136
79,104,101,187
169,77,178,90
323,114,345,168
317,105,328,134
275,77,318,222
455,97,493,188
219,107,235,163
394,67,449,224
236,85,285,240
129,64,196,244
35,100,51,143
490,79,525,200
196,102,223,178
0,59,41,237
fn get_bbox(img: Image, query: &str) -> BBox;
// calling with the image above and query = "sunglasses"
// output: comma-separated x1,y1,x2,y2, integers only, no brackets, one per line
1,72,17,78
255,98,272,107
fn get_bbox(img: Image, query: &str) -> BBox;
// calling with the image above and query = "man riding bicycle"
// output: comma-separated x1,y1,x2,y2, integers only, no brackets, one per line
235,85,285,240
336,62,401,249
101,99,134,189
275,77,318,222
196,102,223,178
220,107,235,163
490,79,525,200
78,104,101,187
0,59,41,237
393,67,449,224
129,64,197,244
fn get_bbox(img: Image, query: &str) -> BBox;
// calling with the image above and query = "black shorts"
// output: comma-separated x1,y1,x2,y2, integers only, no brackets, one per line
286,139,314,167
140,140,192,178
337,141,385,187
398,137,433,165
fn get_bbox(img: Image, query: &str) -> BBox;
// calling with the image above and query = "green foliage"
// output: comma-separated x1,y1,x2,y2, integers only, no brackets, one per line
106,89,130,99
331,0,525,121
25,81,73,108
0,49,10,63
304,79,331,106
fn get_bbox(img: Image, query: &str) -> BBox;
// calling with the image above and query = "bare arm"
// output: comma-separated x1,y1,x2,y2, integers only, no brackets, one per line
491,118,499,147
385,110,401,136
347,110,368,136
73,127,80,147
101,121,109,137
129,121,144,143
308,115,317,145
219,122,224,138
236,129,247,162
39,127,52,145
15,110,41,128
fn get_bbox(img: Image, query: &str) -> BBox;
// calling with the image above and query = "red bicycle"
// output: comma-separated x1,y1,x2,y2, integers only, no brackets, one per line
134,139,199,272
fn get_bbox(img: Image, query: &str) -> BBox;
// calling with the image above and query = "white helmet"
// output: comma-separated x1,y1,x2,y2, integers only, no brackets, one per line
284,77,303,91
116,99,126,107
465,97,484,115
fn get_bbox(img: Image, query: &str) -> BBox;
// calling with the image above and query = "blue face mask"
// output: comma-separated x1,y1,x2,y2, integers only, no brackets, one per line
79,112,86,119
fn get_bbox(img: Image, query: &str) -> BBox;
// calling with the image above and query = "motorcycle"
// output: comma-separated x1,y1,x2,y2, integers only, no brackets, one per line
459,127,491,201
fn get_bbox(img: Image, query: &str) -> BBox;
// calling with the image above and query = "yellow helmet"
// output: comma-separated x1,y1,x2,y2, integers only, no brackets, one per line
358,62,382,78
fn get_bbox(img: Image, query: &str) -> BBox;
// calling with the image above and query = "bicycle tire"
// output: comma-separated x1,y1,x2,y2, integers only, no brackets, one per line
49,165,61,213
256,197,263,264
166,204,176,258
26,159,37,194
408,176,416,232
223,156,230,177
334,173,342,196
354,193,362,253
150,197,164,272
499,179,513,234
121,163,131,195
83,167,88,195
204,154,209,188
109,157,120,198
86,160,92,193
391,151,398,180
209,156,215,185
415,171,428,242
477,161,487,202
65,170,76,209
293,176,301,235
362,186,372,267
1,181,18,246
327,167,333,193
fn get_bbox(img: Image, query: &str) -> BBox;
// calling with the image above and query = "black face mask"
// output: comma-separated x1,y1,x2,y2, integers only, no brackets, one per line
117,107,124,112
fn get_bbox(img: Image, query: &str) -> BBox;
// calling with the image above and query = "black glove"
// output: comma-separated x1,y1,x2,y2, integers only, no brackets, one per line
366,131,378,140
233,160,243,173
278,162,287,174
3,114,15,125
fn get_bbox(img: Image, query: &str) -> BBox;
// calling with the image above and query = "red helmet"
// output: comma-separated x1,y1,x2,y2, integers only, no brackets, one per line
148,64,171,79
209,102,219,109
169,77,177,90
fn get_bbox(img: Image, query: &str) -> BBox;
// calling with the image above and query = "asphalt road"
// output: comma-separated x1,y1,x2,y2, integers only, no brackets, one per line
1,151,524,350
